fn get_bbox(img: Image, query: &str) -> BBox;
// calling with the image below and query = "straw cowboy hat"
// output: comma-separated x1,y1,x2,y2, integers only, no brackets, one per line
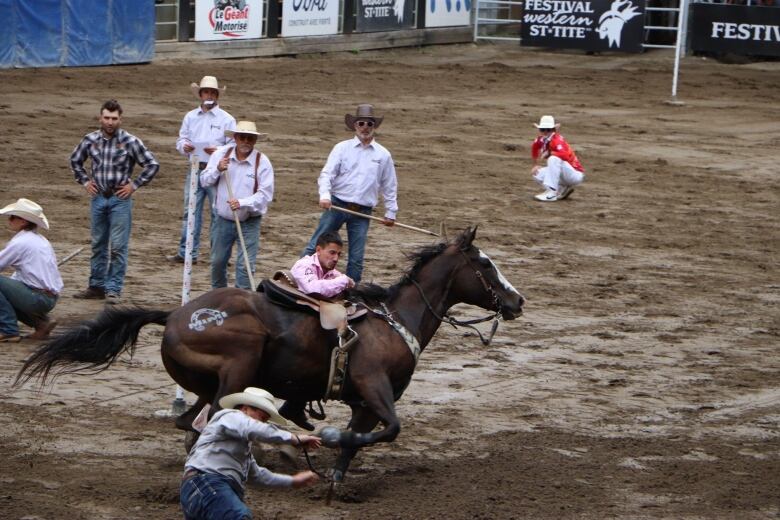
344,104,384,131
219,387,287,425
0,198,50,230
534,115,560,130
190,76,227,98
224,120,268,141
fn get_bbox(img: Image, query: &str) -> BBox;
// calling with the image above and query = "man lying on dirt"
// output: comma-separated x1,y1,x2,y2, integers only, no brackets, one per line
291,231,355,298
181,387,320,519
530,115,585,202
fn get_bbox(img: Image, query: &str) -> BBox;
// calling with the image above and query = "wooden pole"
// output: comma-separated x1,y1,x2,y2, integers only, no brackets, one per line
57,246,85,267
223,169,257,289
328,205,439,237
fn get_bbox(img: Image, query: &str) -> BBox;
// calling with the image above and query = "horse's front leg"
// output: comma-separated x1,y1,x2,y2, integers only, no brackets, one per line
331,404,381,482
332,375,400,481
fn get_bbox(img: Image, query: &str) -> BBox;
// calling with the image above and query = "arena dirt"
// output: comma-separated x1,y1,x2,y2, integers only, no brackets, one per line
1,43,778,519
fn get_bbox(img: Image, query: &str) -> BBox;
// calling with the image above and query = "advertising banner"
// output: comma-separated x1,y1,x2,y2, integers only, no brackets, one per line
521,0,646,52
691,4,780,57
425,0,471,28
195,0,264,41
357,0,415,32
282,0,339,36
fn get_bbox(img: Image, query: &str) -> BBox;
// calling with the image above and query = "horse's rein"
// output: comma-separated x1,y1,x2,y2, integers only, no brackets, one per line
409,249,502,346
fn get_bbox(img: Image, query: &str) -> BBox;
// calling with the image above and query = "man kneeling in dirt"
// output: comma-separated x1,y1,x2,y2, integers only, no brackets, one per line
181,387,320,519
291,231,355,298
279,231,355,430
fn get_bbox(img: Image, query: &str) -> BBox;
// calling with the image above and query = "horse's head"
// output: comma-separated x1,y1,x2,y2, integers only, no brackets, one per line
448,227,524,320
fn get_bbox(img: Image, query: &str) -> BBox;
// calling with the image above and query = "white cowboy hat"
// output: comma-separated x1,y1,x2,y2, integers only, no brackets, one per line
344,103,384,131
190,76,227,98
0,198,50,230
224,120,268,140
219,387,287,425
534,115,560,130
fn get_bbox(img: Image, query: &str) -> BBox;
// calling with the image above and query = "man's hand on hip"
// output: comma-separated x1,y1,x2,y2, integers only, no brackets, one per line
84,180,98,196
116,183,135,199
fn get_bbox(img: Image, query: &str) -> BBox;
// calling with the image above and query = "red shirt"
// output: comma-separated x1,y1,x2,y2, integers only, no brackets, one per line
531,132,584,172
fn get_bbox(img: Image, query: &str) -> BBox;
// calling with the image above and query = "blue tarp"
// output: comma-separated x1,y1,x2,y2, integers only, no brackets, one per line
0,0,155,68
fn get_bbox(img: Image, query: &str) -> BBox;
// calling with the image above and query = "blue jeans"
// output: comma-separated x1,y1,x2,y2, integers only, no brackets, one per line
210,215,262,290
89,194,133,295
180,472,250,520
177,168,215,261
0,276,57,336
302,197,371,283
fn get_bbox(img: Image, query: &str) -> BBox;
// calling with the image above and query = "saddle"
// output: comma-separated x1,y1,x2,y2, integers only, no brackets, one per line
260,271,368,329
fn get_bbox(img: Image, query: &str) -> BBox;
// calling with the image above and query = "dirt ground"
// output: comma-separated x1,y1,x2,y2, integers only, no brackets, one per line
1,43,778,519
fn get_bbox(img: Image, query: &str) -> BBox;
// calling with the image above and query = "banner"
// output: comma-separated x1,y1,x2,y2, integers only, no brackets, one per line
357,0,415,32
521,0,645,52
1,0,154,69
282,0,339,36
425,0,471,28
195,0,264,41
691,4,780,57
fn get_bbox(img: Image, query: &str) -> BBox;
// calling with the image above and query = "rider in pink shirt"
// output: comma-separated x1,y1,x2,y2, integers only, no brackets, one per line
291,231,354,298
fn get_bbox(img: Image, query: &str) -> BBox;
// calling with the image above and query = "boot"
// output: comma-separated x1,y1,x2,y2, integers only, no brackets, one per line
279,400,315,431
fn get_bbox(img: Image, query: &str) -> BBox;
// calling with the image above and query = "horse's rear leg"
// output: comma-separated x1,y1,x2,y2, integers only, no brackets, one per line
175,395,210,431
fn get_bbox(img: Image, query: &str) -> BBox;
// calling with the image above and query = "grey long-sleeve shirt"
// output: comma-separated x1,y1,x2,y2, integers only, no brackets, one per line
184,409,294,490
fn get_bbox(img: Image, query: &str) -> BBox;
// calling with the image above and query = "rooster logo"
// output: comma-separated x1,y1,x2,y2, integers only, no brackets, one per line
598,0,641,48
394,0,406,21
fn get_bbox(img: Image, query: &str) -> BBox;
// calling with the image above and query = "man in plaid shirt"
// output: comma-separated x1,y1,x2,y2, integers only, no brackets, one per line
69,99,159,303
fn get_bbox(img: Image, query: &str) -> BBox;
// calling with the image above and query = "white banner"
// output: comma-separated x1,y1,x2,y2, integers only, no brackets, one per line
425,0,471,27
195,0,264,41
282,0,340,37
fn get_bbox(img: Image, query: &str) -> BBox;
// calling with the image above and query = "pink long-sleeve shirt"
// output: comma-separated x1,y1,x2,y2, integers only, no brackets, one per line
291,254,351,298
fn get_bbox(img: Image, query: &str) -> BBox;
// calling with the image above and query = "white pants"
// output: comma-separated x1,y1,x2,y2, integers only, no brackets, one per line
534,155,585,191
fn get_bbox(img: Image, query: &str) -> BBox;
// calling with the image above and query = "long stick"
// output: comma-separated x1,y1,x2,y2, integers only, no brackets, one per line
57,246,85,266
223,169,257,289
328,205,439,237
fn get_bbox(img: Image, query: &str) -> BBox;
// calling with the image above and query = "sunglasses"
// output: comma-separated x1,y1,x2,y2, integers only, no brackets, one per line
539,128,554,132
356,120,375,128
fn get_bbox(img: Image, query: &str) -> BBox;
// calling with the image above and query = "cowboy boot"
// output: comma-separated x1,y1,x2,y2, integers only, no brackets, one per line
279,400,315,431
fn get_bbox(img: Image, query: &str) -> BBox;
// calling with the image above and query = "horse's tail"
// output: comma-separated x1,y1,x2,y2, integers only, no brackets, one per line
14,306,170,387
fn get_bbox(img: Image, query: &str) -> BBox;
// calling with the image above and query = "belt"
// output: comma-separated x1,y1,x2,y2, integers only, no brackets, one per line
198,162,208,169
33,288,58,299
99,188,116,198
182,469,202,482
334,198,371,213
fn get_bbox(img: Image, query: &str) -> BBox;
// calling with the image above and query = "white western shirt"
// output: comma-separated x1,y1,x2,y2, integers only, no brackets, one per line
0,230,64,294
200,144,274,221
318,136,398,220
175,105,237,157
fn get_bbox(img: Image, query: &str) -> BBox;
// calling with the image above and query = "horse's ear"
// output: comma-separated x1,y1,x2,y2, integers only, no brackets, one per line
461,225,478,248
440,222,448,241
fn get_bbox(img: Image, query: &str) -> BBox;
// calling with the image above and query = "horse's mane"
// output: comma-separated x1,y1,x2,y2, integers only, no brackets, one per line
346,229,472,306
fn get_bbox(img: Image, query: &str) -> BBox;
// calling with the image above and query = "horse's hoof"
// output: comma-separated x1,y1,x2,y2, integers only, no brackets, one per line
319,426,342,448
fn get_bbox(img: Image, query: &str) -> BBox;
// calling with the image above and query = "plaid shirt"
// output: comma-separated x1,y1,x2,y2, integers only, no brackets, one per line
70,128,159,191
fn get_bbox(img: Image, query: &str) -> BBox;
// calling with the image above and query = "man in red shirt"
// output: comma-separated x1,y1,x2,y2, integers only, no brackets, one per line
530,115,585,202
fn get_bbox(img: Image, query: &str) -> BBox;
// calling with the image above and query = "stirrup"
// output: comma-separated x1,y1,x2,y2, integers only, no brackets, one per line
338,324,358,352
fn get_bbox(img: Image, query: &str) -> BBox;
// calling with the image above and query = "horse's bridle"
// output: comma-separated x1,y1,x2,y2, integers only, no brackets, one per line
410,248,504,346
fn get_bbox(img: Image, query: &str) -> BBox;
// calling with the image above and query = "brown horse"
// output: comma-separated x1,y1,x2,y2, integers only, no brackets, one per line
17,227,524,481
